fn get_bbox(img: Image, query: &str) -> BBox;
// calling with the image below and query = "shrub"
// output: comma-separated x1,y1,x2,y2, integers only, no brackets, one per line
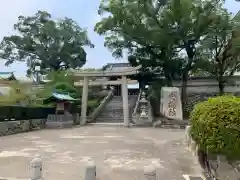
190,95,240,160
0,106,55,121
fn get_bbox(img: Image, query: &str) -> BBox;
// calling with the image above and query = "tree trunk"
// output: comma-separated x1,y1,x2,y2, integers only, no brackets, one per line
181,71,188,116
218,78,225,96
163,69,173,87
165,75,173,87
218,64,225,96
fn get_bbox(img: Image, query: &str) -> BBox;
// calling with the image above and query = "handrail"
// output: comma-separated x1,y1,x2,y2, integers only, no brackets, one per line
132,89,142,116
148,100,154,122
88,89,114,122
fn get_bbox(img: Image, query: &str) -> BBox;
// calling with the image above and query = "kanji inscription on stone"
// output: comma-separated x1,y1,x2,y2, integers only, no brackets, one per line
168,91,177,117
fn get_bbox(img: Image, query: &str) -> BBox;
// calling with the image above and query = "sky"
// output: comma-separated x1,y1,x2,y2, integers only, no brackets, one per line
0,0,239,78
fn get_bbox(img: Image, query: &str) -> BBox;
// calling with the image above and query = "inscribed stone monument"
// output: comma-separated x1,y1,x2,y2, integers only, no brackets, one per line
160,87,183,120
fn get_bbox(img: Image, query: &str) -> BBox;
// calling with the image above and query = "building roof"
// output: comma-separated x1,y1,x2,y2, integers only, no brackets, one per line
103,63,131,70
52,92,76,101
0,72,16,80
43,92,76,104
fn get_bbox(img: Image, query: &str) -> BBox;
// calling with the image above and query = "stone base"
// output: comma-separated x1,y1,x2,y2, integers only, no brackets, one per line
0,119,44,136
134,117,152,126
153,118,188,129
45,121,73,129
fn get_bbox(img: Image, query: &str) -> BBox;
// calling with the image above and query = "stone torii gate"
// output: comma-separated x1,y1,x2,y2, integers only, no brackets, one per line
72,66,141,127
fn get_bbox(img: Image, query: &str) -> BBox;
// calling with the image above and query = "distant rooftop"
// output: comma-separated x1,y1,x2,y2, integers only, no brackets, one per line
103,63,132,71
0,72,16,80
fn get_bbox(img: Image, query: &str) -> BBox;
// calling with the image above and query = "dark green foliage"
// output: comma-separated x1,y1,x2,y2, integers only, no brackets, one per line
37,71,80,100
54,82,78,98
197,9,240,95
190,96,240,160
95,0,238,109
87,98,103,115
0,11,93,74
95,0,179,85
0,106,55,121
37,70,105,115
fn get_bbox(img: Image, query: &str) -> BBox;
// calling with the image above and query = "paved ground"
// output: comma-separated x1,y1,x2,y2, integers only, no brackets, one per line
0,126,203,180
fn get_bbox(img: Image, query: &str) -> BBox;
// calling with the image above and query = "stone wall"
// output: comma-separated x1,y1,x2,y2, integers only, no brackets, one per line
184,92,240,117
184,93,218,116
170,76,240,117
0,119,44,136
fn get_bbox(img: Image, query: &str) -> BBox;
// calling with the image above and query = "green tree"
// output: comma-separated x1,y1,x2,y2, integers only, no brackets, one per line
95,0,182,87
158,0,230,109
0,11,94,75
37,71,80,99
95,0,225,109
0,82,39,106
198,10,240,95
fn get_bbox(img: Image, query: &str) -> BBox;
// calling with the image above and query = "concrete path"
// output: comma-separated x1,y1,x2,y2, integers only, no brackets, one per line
0,126,203,180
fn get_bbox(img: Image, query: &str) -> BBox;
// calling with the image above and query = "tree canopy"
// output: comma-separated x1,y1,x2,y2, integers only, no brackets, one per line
95,0,181,85
36,70,79,100
0,11,94,75
95,0,240,106
197,9,240,94
94,0,231,80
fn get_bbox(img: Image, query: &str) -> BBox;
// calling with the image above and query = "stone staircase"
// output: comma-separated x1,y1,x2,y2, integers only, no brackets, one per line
94,95,137,123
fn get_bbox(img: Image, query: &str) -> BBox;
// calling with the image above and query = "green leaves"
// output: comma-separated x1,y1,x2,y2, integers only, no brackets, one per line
37,70,80,100
95,0,179,85
190,96,240,160
197,8,240,94
95,0,240,99
0,11,94,74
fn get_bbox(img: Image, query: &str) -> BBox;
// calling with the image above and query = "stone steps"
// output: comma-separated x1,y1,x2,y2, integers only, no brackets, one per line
153,118,189,129
87,122,125,126
94,95,137,123
97,115,124,118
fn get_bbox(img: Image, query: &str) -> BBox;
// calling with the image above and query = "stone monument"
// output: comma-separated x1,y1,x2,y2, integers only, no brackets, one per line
160,87,183,120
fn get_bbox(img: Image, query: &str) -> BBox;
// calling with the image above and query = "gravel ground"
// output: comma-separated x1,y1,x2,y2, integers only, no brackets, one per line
0,126,203,180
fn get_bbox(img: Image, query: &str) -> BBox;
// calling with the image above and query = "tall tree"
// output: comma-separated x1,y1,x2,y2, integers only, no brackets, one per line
95,0,225,109
198,9,240,95
0,11,94,75
158,0,230,108
95,0,182,86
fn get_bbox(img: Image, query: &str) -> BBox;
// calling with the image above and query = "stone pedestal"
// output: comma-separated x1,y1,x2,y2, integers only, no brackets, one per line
160,87,183,120
45,114,73,129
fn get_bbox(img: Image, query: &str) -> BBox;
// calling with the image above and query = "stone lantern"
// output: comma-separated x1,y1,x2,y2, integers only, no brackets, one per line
139,92,148,118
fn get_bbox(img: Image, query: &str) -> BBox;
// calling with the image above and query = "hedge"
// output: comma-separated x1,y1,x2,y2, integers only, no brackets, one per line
0,97,103,121
0,106,55,121
190,95,240,160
